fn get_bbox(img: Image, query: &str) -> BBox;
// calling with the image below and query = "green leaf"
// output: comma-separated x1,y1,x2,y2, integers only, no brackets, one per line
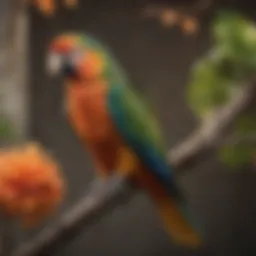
187,56,231,118
219,144,255,169
213,11,250,44
218,113,256,169
213,10,256,77
187,10,256,119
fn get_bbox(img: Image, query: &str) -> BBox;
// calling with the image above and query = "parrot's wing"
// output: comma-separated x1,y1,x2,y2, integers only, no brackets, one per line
107,85,178,193
108,85,202,246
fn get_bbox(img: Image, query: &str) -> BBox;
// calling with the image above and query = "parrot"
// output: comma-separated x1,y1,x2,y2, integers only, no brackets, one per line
46,33,202,247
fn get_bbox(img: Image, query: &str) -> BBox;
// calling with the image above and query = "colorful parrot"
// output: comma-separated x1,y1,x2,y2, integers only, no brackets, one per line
46,33,202,247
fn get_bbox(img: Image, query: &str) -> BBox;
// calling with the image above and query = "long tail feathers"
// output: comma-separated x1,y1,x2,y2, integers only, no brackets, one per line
152,195,202,247
134,167,202,247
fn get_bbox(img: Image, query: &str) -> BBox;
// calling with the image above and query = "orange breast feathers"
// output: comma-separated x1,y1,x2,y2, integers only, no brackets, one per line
66,80,112,140
65,80,127,174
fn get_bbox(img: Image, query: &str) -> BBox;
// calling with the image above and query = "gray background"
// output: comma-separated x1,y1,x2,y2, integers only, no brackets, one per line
28,0,256,255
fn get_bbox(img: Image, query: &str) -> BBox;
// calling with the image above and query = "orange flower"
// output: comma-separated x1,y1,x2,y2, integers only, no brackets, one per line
143,6,200,35
29,0,78,16
180,16,199,35
0,143,65,227
160,9,180,27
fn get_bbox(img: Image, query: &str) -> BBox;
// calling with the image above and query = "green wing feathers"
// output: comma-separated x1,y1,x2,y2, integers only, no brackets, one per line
122,86,167,155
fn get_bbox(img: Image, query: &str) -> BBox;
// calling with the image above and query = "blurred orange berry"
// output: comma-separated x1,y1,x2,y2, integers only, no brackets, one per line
180,16,199,35
34,0,55,16
0,143,65,227
160,9,180,27
64,0,78,8
29,0,78,16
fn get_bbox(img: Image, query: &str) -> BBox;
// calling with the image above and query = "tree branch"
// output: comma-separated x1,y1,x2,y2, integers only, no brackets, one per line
168,83,255,169
13,82,255,256
13,176,134,256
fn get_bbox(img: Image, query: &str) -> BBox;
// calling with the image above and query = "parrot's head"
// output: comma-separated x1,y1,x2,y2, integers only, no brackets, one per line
46,33,106,81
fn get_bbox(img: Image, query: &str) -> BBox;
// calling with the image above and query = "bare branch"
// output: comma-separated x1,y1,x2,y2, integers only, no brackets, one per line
142,0,214,34
12,82,255,256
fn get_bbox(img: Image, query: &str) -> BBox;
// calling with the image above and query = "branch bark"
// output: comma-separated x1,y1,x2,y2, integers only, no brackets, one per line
12,82,255,256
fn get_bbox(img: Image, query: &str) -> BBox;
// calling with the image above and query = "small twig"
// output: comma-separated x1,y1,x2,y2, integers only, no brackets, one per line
142,0,214,34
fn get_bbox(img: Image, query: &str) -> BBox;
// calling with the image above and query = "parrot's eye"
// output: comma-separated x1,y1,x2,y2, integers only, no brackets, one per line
61,49,83,78
62,58,77,78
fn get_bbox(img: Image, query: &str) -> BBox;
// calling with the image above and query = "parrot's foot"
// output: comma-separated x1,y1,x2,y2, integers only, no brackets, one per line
116,147,138,176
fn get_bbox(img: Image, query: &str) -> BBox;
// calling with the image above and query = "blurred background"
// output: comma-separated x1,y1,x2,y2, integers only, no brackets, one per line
1,0,256,255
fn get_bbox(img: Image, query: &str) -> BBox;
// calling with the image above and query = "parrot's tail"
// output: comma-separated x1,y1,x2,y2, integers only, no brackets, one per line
133,166,202,247
152,193,202,247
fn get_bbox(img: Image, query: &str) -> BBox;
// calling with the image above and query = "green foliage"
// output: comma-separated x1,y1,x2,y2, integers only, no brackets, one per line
218,114,256,169
187,10,256,169
235,114,256,135
213,11,256,77
219,144,255,169
187,11,256,120
187,51,231,117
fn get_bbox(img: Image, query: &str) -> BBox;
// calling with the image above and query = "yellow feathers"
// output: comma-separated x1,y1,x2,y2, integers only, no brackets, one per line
153,196,201,247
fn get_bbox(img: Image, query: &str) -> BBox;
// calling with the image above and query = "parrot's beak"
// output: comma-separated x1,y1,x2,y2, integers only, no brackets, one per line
46,53,62,76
